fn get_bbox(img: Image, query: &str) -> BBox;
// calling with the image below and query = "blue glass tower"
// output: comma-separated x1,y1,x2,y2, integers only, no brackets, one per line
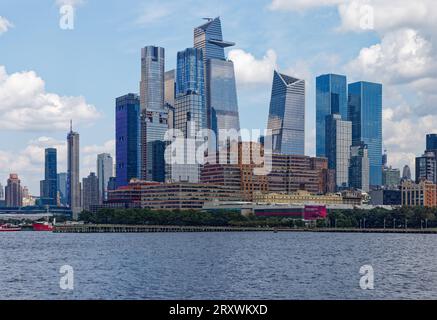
316,74,347,157
116,93,141,188
194,17,240,148
44,148,58,205
267,71,305,155
348,81,382,187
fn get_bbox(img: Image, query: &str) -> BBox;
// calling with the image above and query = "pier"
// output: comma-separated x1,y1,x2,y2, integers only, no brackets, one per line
53,224,274,233
53,224,437,234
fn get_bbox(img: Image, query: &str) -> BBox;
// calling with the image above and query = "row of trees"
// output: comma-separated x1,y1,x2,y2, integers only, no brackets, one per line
79,206,437,229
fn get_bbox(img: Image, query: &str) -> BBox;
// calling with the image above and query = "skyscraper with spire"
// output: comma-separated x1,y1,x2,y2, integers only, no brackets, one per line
194,17,240,150
67,121,81,219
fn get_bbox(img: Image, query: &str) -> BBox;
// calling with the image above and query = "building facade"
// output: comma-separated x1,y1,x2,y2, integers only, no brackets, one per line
108,181,241,210
325,114,352,189
67,124,81,218
415,151,436,184
97,153,113,202
382,166,401,189
401,180,437,207
348,81,382,187
169,47,207,183
115,93,141,188
57,172,67,206
349,143,370,192
5,174,22,207
82,172,99,211
316,74,347,157
42,148,58,205
267,71,305,155
140,46,168,182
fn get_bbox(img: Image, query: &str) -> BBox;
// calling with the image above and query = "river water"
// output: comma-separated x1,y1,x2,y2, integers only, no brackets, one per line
1,232,436,299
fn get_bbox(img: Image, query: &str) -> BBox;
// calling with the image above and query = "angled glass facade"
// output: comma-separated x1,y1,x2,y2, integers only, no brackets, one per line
116,93,140,188
348,81,382,187
194,17,240,147
349,143,370,192
267,71,305,155
316,74,347,157
325,114,352,189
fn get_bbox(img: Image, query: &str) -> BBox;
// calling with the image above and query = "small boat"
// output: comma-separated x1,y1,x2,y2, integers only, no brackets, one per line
0,224,22,232
32,221,54,232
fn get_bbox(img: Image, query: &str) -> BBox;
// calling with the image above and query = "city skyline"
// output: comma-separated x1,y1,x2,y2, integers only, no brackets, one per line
0,0,436,193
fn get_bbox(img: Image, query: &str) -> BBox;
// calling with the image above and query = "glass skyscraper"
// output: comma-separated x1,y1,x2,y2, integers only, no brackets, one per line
57,172,67,206
43,148,58,205
267,71,305,155
140,46,168,182
116,93,141,188
325,114,352,189
426,133,437,152
349,143,370,192
316,74,347,157
97,153,113,202
170,48,207,183
194,17,240,149
348,81,382,187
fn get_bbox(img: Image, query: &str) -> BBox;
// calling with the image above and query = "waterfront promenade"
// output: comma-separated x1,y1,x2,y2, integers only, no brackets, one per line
53,224,437,234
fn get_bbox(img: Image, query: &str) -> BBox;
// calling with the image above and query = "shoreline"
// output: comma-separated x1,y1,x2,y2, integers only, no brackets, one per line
52,224,437,235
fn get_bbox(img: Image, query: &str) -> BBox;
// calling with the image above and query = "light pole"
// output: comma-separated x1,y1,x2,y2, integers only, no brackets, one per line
426,218,428,229
383,218,386,229
393,218,396,229
405,219,408,230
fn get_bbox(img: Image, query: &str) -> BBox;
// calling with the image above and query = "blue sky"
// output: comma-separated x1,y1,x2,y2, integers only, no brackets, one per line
1,0,436,193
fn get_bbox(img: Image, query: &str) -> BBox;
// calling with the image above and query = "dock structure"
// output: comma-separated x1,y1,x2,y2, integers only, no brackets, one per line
53,224,275,233
53,225,437,234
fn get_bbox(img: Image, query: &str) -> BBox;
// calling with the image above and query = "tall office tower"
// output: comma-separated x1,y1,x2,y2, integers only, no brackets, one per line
67,122,81,219
82,172,99,211
316,74,347,157
325,114,352,189
115,93,141,188
194,17,240,149
170,47,207,183
415,152,436,183
5,173,23,207
57,172,68,206
43,148,57,205
426,134,437,152
97,153,113,202
348,81,382,188
349,143,370,192
140,46,168,182
267,71,305,155
402,165,412,180
0,183,4,200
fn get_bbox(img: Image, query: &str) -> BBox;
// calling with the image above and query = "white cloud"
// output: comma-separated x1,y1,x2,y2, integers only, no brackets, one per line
0,66,100,131
55,0,84,8
346,29,436,85
337,0,437,34
136,6,173,26
269,0,344,11
0,16,13,35
228,49,277,85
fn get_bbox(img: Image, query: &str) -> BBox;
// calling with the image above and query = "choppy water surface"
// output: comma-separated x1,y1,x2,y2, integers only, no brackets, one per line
1,232,436,299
